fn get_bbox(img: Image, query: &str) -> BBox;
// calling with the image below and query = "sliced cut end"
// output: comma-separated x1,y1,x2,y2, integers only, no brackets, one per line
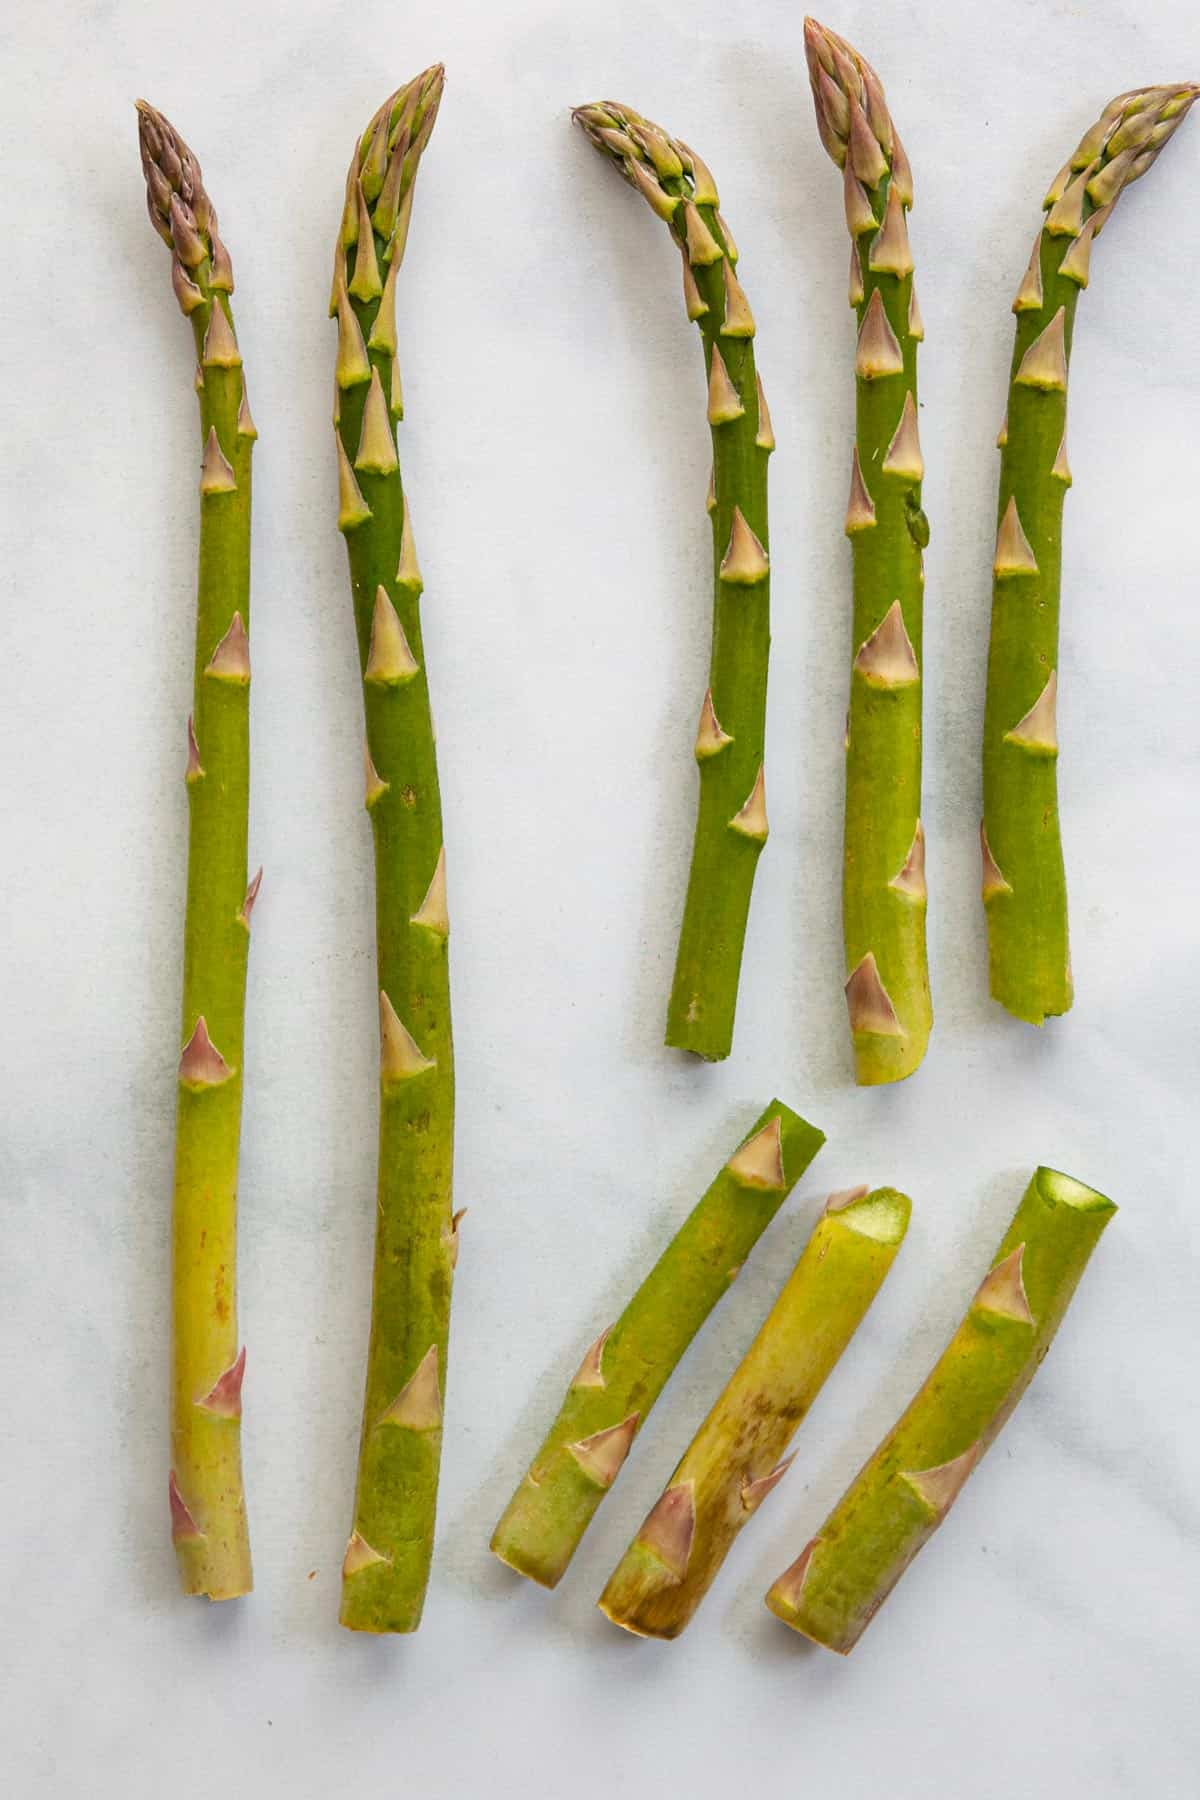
1036,1166,1117,1215
829,1185,911,1244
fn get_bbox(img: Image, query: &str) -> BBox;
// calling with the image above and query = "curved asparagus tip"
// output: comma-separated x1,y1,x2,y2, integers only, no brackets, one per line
981,79,1197,1025
137,101,233,290
801,23,931,1086
574,102,772,1062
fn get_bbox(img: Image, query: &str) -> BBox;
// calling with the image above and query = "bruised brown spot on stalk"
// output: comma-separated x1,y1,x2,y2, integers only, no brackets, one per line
567,1413,639,1488
196,1346,246,1419
637,1481,696,1579
726,1114,786,1189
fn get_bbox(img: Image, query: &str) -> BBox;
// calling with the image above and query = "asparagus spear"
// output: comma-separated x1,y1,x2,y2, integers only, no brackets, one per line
982,83,1198,1023
598,1184,910,1639
491,1103,825,1588
331,66,455,1635
803,20,931,1086
765,1166,1116,1653
138,103,258,1602
574,102,772,1062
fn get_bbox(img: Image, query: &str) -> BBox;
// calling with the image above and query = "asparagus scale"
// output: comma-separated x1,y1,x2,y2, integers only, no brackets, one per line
804,20,932,1085
331,66,455,1634
982,82,1197,1022
598,1184,910,1639
491,1102,825,1588
574,102,773,1061
138,103,259,1600
766,1167,1116,1653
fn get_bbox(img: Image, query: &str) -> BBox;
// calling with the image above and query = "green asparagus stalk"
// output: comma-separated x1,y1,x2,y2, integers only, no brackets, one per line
331,66,455,1635
138,103,258,1602
803,20,931,1086
598,1184,910,1639
982,83,1198,1023
491,1102,825,1588
574,102,772,1062
765,1166,1116,1654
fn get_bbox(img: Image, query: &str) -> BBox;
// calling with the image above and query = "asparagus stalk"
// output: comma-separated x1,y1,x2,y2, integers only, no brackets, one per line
574,102,772,1062
803,21,931,1085
598,1184,910,1639
982,83,1198,1023
491,1102,825,1588
138,103,258,1602
765,1166,1116,1653
331,66,455,1635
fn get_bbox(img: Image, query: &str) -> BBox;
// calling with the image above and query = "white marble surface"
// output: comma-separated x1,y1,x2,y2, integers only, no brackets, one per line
2,0,1198,1792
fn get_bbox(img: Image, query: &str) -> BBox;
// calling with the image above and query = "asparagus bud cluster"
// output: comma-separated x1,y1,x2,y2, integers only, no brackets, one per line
138,101,259,1600
575,102,774,1062
803,20,932,1087
981,81,1198,1023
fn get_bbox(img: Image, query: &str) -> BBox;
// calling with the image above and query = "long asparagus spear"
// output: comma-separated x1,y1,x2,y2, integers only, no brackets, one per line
598,1184,910,1639
982,83,1197,1023
331,66,455,1635
765,1166,1116,1653
803,20,931,1086
138,103,258,1602
574,102,773,1062
491,1103,825,1588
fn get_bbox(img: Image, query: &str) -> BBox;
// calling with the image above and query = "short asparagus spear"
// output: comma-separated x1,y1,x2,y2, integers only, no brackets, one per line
598,1184,910,1639
331,66,455,1635
982,83,1198,1023
574,102,773,1062
491,1103,825,1588
765,1166,1116,1654
138,103,257,1601
803,20,932,1086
